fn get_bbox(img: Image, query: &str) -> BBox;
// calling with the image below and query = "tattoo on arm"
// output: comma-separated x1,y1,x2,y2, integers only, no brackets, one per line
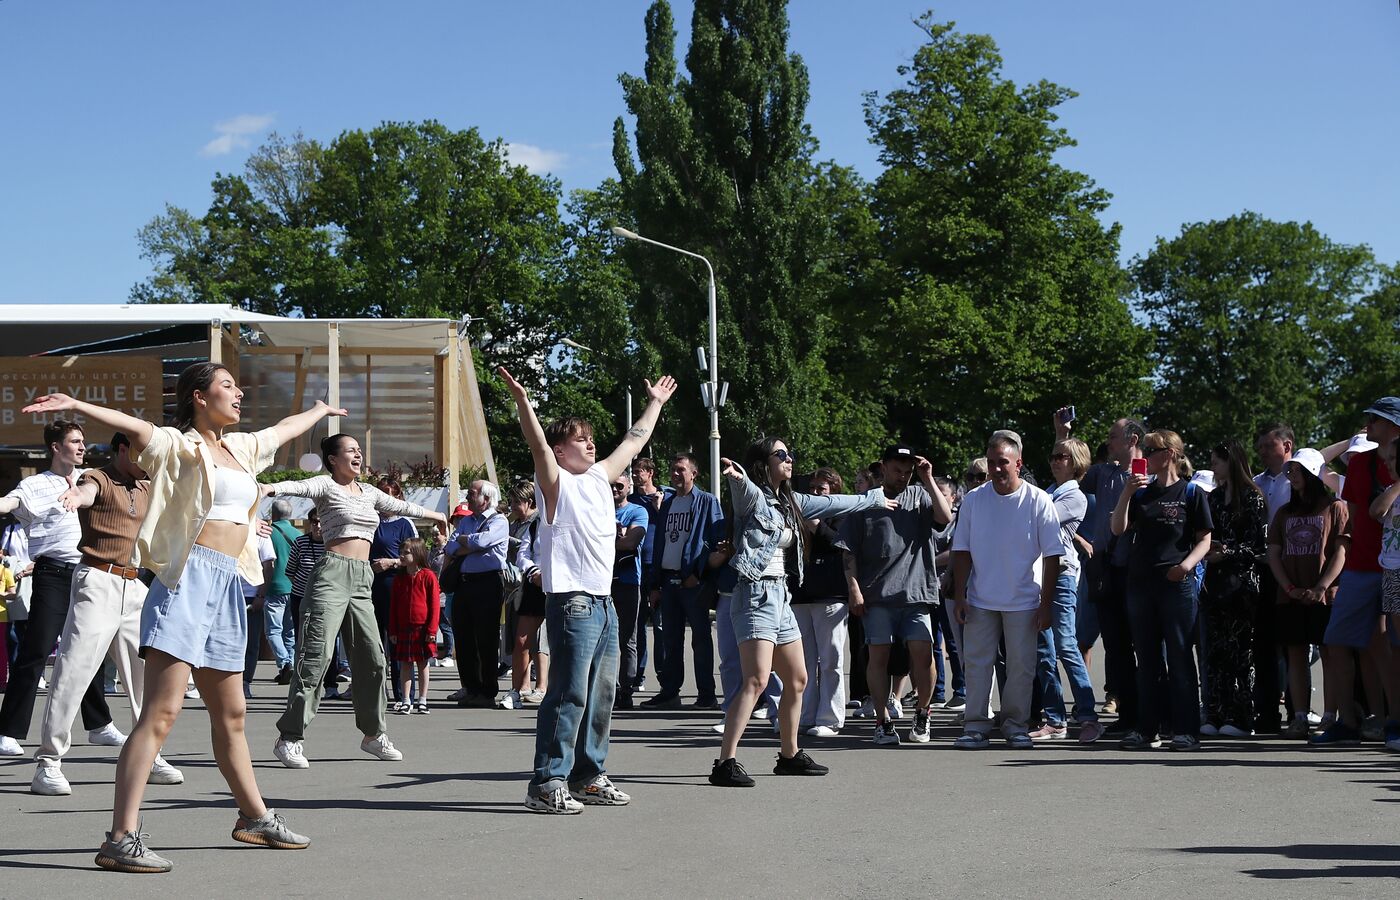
627,425,649,439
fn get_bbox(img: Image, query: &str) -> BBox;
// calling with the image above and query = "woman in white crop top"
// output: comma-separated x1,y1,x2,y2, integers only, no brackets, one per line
265,433,447,767
24,361,343,873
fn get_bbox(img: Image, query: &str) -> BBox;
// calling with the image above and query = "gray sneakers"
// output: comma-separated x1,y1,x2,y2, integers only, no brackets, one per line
525,785,584,814
94,823,172,874
232,808,311,849
569,774,631,805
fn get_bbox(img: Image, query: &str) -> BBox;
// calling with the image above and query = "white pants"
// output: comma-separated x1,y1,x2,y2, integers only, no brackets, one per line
962,605,1038,737
792,602,848,730
37,565,147,766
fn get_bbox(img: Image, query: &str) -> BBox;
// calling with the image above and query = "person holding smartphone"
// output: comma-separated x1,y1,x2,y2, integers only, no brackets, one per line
1110,429,1214,751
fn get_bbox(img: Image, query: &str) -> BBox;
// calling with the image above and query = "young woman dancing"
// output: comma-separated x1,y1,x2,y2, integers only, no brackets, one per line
25,362,339,873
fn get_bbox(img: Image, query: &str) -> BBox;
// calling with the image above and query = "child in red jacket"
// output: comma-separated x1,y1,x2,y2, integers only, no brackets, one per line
389,538,441,714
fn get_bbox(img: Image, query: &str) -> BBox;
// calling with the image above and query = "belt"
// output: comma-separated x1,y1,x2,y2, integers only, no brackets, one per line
82,557,142,580
35,556,77,572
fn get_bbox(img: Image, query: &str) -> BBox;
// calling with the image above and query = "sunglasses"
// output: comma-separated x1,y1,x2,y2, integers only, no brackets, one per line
770,449,797,463
1143,446,1170,457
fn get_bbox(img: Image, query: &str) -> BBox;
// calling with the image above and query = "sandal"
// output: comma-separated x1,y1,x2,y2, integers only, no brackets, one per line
415,701,430,715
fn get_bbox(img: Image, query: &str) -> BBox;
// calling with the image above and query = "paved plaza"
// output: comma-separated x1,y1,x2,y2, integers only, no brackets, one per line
1,659,1397,899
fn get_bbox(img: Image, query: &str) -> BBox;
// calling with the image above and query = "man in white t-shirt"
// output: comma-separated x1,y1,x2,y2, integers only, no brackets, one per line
950,430,1063,750
499,365,677,815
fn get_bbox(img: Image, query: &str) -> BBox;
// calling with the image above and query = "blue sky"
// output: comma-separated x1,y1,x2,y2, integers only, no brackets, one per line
2,1,1396,305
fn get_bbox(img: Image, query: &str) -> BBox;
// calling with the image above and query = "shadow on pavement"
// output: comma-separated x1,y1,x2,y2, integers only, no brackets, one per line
1178,843,1400,880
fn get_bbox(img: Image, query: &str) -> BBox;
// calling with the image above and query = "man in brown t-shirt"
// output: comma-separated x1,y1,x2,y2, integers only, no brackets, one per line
31,432,184,796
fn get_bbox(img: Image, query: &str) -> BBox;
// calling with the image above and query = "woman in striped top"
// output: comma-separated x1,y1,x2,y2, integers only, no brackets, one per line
265,434,447,769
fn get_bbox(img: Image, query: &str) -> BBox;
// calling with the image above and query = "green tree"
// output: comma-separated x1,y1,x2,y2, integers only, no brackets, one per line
1323,264,1400,441
612,0,886,480
860,13,1150,472
1132,212,1380,454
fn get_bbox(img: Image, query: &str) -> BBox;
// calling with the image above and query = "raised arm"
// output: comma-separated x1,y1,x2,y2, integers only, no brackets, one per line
272,400,347,448
369,487,448,539
21,393,155,455
0,495,19,516
795,488,896,519
1319,434,1363,465
721,457,762,519
498,366,560,519
600,375,678,482
59,481,100,511
916,455,953,526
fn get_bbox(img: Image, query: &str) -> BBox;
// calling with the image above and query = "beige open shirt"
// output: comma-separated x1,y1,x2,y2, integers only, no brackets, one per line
136,426,280,589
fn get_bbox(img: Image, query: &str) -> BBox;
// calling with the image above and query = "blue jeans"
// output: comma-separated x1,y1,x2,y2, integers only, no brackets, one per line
263,592,295,669
659,577,715,702
530,592,617,793
937,602,965,698
715,593,781,717
1126,572,1200,739
243,599,264,684
1034,572,1098,725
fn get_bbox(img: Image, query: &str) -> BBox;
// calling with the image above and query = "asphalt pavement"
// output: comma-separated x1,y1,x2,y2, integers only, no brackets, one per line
1,659,1397,899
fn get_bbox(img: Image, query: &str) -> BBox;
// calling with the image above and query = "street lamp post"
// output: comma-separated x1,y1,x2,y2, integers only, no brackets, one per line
560,337,633,433
610,226,722,493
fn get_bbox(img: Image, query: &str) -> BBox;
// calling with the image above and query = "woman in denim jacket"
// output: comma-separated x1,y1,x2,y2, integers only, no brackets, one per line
709,438,893,787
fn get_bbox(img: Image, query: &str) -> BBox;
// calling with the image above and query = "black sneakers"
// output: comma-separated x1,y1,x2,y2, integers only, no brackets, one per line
773,750,829,776
709,757,756,787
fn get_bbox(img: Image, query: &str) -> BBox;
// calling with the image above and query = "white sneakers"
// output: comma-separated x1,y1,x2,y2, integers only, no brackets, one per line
360,733,403,761
88,723,127,747
274,738,310,769
31,763,71,795
149,754,184,785
498,690,523,710
0,735,22,757
30,754,182,795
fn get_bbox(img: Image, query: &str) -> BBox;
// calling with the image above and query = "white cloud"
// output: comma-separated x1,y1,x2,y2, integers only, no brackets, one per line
503,142,567,174
200,113,275,157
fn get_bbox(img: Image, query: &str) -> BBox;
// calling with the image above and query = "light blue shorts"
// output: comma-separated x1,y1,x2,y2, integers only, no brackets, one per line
140,544,247,672
731,577,801,645
863,604,935,645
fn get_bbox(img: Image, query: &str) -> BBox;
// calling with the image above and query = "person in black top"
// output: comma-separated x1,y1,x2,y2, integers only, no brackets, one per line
1200,441,1268,737
791,468,852,737
1111,429,1213,751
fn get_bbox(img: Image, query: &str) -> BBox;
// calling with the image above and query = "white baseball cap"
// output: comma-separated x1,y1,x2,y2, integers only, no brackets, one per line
1188,471,1216,492
1287,448,1327,479
1340,434,1378,464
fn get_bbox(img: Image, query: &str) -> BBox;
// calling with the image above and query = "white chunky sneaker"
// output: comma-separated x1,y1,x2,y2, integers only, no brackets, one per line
31,762,72,795
148,754,185,785
274,738,310,769
360,733,403,761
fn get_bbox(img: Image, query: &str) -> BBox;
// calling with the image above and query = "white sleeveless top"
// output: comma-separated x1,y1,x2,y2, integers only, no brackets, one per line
535,463,615,596
207,466,259,524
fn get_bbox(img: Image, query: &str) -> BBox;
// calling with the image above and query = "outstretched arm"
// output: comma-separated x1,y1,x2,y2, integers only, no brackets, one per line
272,400,347,448
22,393,155,455
499,367,560,519
59,482,100,511
600,375,678,482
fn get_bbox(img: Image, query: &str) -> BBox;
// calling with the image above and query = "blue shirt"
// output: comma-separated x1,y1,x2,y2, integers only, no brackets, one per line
614,502,649,586
444,510,509,573
370,516,418,587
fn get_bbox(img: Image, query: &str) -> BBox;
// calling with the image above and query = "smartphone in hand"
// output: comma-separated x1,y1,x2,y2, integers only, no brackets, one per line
1130,458,1148,477
1058,406,1076,425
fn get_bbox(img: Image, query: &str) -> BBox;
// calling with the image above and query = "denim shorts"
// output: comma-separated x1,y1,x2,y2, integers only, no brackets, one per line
140,544,247,672
730,577,801,645
863,604,934,645
1323,570,1385,649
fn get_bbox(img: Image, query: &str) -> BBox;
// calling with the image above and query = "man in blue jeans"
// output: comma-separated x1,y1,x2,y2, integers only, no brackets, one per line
265,499,301,685
643,454,722,710
498,365,677,815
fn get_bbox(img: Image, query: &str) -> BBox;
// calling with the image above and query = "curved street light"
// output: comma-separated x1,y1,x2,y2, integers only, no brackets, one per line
610,226,721,493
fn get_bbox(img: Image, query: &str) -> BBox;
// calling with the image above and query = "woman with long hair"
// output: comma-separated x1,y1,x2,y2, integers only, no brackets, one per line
709,438,893,787
1266,448,1348,739
1110,429,1214,752
24,362,339,873
1199,440,1268,737
265,433,448,768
